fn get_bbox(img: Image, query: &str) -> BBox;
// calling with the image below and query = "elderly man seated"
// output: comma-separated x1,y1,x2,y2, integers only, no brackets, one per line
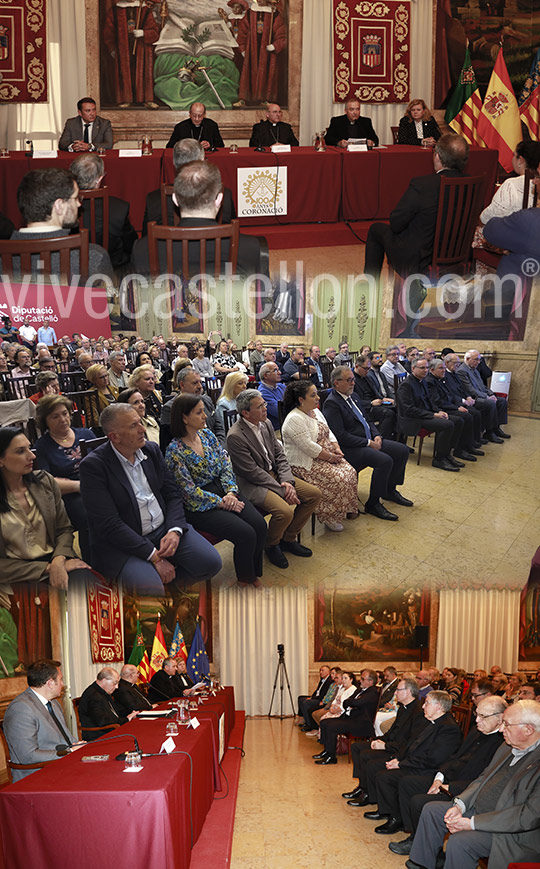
114,664,154,717
148,657,192,704
457,349,510,443
78,667,138,741
380,345,407,391
258,361,286,430
226,389,321,569
353,355,397,439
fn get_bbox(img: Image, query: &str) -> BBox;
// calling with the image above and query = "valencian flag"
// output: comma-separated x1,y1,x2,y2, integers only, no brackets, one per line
444,47,483,145
169,620,188,662
127,616,151,683
149,613,168,677
518,46,540,141
477,44,521,173
187,620,210,683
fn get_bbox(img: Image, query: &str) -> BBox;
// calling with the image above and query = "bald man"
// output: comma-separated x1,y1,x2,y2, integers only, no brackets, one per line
114,664,155,717
249,104,299,148
166,102,225,150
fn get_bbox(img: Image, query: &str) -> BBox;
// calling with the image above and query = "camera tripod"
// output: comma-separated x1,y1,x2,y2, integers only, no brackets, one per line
268,644,295,719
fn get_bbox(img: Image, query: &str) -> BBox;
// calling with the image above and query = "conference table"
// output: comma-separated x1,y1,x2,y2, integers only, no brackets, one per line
0,144,499,232
0,687,235,869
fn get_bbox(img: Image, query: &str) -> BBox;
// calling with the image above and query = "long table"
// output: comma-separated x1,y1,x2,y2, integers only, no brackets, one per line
0,687,235,869
0,145,499,232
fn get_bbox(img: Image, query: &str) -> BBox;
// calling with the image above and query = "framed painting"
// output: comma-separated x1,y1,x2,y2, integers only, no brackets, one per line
85,0,303,142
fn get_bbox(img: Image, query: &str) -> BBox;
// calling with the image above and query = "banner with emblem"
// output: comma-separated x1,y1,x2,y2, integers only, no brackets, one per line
0,0,47,103
87,574,124,664
332,0,410,104
237,166,288,218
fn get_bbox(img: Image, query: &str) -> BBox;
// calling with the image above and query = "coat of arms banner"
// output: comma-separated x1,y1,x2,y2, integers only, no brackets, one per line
87,575,124,664
332,0,410,104
0,0,47,102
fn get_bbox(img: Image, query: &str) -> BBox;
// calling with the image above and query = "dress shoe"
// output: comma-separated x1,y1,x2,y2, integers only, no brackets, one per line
280,539,312,557
478,436,489,445
405,861,425,869
342,786,365,799
346,510,361,519
389,836,413,855
447,455,465,468
305,730,319,736
315,755,337,765
495,427,511,439
365,501,398,521
470,447,484,456
265,545,288,569
432,456,460,472
386,490,414,506
364,810,389,820
453,450,477,462
375,818,403,834
347,795,372,807
312,750,328,759
299,725,311,731
485,432,503,444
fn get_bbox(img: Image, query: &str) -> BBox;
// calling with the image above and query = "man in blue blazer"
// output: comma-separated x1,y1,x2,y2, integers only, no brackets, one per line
79,403,222,594
323,366,411,521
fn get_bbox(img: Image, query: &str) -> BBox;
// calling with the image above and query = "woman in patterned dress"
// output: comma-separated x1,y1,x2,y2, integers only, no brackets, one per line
165,393,267,587
281,381,359,532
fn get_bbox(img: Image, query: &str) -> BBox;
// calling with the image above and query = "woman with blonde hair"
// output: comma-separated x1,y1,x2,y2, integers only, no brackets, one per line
215,371,248,430
85,364,118,412
398,99,441,147
128,364,163,420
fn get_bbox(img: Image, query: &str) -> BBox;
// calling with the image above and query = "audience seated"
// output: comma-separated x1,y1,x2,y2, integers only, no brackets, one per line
333,341,351,367
479,140,540,226
313,671,358,734
85,363,118,411
368,350,395,399
426,358,483,462
457,350,510,442
213,340,245,375
380,346,407,390
441,666,464,704
78,667,137,741
226,389,321,570
305,345,325,389
353,355,397,439
502,671,527,703
192,343,214,378
215,371,248,431
297,665,334,731
128,364,163,421
276,343,290,368
160,367,225,450
307,668,342,732
282,347,309,383
116,387,160,444
258,362,286,430
30,371,61,404
107,351,130,391
312,668,379,765
281,380,359,532
373,666,401,735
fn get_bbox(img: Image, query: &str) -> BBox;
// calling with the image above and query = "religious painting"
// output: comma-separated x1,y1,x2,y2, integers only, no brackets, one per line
519,552,540,663
87,0,299,138
123,580,213,663
256,274,305,336
314,583,431,663
434,0,540,108
0,583,52,679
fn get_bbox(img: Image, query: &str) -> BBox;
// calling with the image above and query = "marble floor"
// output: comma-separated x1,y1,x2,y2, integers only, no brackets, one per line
213,414,540,592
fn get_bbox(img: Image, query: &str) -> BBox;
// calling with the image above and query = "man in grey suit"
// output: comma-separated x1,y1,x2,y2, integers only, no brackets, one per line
59,97,113,152
457,349,510,443
2,659,79,781
226,389,321,569
407,699,540,869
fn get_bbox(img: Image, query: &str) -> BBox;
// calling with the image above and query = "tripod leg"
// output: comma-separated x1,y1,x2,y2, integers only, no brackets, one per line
279,658,296,717
268,657,283,717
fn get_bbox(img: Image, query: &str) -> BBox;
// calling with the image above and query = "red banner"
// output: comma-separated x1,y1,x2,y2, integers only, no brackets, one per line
0,0,47,103
333,0,410,104
0,283,112,339
87,574,124,665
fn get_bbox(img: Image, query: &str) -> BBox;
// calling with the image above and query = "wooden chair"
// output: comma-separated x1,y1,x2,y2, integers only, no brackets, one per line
428,175,486,278
0,720,56,785
412,427,434,465
80,436,108,457
0,374,36,401
391,126,400,144
223,408,238,433
452,703,472,738
0,230,90,281
64,389,101,429
72,698,120,741
79,187,110,249
147,219,240,279
57,370,89,393
160,183,180,227
319,360,334,388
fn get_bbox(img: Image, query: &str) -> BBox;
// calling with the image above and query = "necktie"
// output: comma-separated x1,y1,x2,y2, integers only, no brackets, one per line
83,123,90,144
46,700,72,744
346,397,372,440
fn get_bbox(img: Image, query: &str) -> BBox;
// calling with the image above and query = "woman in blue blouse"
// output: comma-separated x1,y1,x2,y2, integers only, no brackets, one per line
165,393,267,587
34,394,96,562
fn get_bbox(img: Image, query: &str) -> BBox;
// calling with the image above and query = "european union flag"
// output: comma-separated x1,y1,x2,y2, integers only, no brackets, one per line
186,621,210,683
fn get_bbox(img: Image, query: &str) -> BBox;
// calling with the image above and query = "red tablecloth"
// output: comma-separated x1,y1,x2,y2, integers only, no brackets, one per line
162,146,343,225
0,710,215,869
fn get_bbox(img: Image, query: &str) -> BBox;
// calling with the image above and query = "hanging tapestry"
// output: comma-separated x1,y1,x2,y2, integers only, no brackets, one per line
333,0,410,104
0,0,47,103
87,574,124,664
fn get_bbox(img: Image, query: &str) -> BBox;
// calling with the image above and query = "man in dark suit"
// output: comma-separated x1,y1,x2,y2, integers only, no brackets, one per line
58,97,113,151
148,658,190,704
226,389,320,569
70,152,137,268
160,367,225,450
396,358,462,472
389,694,506,855
114,664,154,717
78,667,137,742
344,676,429,806
442,353,486,446
367,350,395,399
353,355,398,439
297,665,333,731
426,358,482,462
324,98,379,147
166,102,224,150
142,140,235,235
457,349,510,442
323,366,412,521
131,160,263,277
313,669,379,764
363,690,463,834
79,403,222,594
2,659,78,781
249,103,299,148
364,133,468,280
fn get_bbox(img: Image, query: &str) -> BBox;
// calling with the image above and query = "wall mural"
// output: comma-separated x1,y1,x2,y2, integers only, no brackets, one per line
0,583,52,680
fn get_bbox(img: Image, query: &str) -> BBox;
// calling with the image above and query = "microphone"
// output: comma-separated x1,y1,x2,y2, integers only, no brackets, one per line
147,683,180,704
56,744,72,757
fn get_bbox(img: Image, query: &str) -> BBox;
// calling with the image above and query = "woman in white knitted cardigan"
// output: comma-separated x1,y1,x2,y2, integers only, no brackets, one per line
281,380,359,532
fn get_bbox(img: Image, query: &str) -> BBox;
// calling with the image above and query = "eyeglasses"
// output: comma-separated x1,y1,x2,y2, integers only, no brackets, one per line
395,687,408,693
471,692,487,698
357,365,370,371
474,711,500,720
338,377,355,383
501,720,533,728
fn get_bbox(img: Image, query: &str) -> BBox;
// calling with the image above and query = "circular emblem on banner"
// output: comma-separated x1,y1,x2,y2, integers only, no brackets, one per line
242,170,282,206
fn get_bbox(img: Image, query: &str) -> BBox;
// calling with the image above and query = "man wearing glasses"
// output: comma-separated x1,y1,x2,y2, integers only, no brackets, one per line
408,699,540,869
353,355,397,439
323,366,411,521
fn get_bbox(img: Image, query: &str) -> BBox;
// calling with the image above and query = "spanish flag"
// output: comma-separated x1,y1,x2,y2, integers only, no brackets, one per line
477,45,521,173
444,47,483,146
149,613,168,677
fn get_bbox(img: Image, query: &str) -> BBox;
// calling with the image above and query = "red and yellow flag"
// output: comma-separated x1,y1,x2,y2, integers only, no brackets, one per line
149,613,168,677
477,45,521,173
